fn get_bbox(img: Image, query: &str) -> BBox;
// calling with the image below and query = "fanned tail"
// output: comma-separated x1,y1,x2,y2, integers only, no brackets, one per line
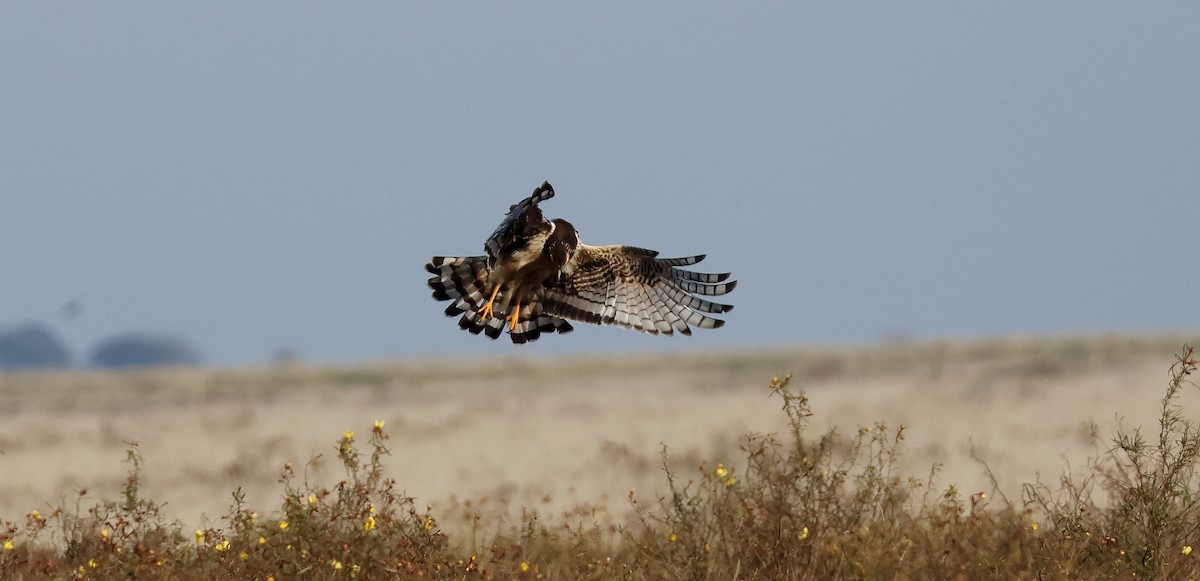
425,256,572,343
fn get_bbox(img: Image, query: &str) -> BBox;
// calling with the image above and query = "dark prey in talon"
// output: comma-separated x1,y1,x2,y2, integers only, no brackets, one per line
425,181,736,344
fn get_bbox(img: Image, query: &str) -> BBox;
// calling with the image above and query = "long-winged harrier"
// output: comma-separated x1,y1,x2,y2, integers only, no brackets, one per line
425,181,736,344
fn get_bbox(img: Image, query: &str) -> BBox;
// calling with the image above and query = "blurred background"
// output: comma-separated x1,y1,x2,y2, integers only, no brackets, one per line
2,3,1197,368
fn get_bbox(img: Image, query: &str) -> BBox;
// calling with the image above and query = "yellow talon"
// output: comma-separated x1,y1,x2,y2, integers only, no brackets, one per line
477,286,500,319
508,303,521,331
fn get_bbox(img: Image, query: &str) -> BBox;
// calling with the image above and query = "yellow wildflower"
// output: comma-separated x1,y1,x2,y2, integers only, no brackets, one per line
363,515,377,532
668,532,678,543
88,559,98,569
195,529,205,544
101,528,109,539
798,526,809,541
373,419,385,431
278,521,289,531
215,540,230,552
308,494,318,505
342,430,354,440
267,577,275,581
239,551,249,560
330,559,344,570
1184,545,1193,556
714,464,729,478
724,476,737,487
1031,523,1039,531
29,510,43,522
423,517,435,530
520,562,530,573
704,543,712,553
351,564,361,577
258,536,267,545
3,540,13,551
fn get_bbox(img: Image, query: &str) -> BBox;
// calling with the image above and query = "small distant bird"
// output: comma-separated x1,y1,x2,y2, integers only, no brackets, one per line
425,181,736,343
58,298,83,322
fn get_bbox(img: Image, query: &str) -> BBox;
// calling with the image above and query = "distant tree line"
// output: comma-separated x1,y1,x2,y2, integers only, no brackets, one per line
0,322,201,370
0,323,71,369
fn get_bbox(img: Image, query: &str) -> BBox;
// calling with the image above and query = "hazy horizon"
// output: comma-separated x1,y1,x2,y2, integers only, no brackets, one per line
4,3,1198,365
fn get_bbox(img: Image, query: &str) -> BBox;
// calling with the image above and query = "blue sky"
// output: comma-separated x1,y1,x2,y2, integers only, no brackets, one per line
3,3,1197,365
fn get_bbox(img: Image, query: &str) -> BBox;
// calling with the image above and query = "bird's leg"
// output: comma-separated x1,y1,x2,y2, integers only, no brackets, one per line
507,302,521,331
477,285,501,320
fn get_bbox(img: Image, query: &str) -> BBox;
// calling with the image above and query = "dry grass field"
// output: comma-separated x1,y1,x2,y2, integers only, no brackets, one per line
2,333,1199,579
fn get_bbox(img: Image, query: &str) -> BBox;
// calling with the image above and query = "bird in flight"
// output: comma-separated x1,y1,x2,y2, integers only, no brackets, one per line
425,181,736,343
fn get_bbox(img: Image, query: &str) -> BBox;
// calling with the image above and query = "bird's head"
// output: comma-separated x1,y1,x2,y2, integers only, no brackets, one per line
545,218,579,270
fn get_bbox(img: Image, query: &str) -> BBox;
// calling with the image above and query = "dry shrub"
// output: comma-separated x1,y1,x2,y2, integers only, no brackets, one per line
2,346,1199,580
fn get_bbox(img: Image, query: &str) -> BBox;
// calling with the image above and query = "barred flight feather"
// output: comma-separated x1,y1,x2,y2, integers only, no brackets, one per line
425,181,734,342
539,244,735,336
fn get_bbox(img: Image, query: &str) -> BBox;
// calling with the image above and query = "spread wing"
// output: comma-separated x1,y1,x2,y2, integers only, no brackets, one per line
540,244,736,336
484,181,555,268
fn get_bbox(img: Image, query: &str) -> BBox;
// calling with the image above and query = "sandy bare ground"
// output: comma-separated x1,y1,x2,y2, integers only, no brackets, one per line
1,335,1196,533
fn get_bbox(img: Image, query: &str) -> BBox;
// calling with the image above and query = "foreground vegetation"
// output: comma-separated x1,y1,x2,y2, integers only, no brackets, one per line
2,343,1199,579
